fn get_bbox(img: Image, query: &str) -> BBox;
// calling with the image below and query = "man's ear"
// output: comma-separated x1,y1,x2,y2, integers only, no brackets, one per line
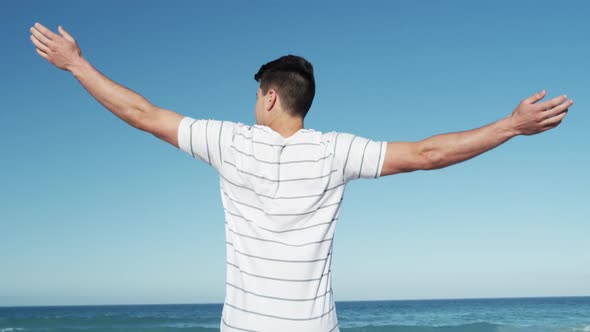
265,89,277,111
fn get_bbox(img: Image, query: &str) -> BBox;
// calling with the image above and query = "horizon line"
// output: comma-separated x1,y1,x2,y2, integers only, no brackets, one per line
2,294,589,308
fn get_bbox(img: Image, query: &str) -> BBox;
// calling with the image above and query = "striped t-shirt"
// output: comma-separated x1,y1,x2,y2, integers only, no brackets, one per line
178,117,386,332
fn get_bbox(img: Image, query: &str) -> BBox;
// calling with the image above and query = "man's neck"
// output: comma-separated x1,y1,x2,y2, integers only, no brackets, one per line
266,116,304,139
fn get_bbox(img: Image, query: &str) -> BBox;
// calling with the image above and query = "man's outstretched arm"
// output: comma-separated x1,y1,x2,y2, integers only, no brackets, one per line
29,23,183,147
381,90,573,176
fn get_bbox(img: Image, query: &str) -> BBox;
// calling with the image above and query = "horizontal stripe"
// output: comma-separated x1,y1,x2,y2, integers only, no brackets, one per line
223,191,342,217
227,243,331,263
234,131,332,147
234,131,283,147
220,173,346,199
224,301,336,321
222,312,339,332
229,146,333,165
226,261,330,282
227,226,334,247
226,282,333,302
223,317,338,332
286,142,327,146
224,210,338,234
224,160,338,182
222,318,259,332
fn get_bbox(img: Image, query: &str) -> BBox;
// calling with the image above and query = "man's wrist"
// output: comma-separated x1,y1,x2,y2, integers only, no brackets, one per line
497,116,521,138
67,56,90,78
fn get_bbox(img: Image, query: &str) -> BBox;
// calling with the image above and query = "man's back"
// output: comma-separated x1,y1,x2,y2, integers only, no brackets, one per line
178,117,386,331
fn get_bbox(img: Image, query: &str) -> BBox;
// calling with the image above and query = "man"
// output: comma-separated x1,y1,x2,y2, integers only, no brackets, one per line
29,23,572,332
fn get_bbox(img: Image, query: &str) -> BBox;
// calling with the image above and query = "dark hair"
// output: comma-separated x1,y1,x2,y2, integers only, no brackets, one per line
254,55,315,118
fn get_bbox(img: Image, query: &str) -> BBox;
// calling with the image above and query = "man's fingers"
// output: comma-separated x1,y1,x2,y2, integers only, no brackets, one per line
36,48,49,60
544,99,573,117
58,26,75,42
33,22,58,41
30,34,50,53
540,108,568,127
30,27,53,46
537,94,568,111
522,89,546,104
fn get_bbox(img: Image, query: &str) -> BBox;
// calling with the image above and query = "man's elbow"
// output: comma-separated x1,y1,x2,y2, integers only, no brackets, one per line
131,106,155,131
420,143,446,170
382,141,446,175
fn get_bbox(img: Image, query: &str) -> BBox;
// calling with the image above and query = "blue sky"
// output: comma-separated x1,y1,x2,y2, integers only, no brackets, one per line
1,0,589,306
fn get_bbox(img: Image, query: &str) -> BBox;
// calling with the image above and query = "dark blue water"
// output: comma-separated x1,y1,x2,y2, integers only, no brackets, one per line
1,297,589,332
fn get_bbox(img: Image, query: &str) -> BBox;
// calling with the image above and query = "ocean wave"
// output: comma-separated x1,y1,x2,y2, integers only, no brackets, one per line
2,322,588,332
340,322,540,332
0,327,216,332
0,315,218,330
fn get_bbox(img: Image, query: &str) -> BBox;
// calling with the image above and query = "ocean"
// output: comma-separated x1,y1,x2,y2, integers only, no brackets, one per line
1,296,589,332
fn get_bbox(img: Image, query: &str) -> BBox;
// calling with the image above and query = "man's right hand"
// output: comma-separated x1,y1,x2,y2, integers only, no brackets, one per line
509,90,573,136
30,23,83,72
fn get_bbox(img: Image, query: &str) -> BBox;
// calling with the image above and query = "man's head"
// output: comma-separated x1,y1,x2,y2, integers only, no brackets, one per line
254,55,315,124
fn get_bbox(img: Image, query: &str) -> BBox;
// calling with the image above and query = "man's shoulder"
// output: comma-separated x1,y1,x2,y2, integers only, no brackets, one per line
301,128,339,139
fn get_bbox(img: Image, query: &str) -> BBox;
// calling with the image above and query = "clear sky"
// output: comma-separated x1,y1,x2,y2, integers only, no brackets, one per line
1,0,589,306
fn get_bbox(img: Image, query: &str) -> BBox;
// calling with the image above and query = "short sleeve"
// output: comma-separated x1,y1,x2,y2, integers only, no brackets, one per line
333,132,387,183
177,117,238,171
